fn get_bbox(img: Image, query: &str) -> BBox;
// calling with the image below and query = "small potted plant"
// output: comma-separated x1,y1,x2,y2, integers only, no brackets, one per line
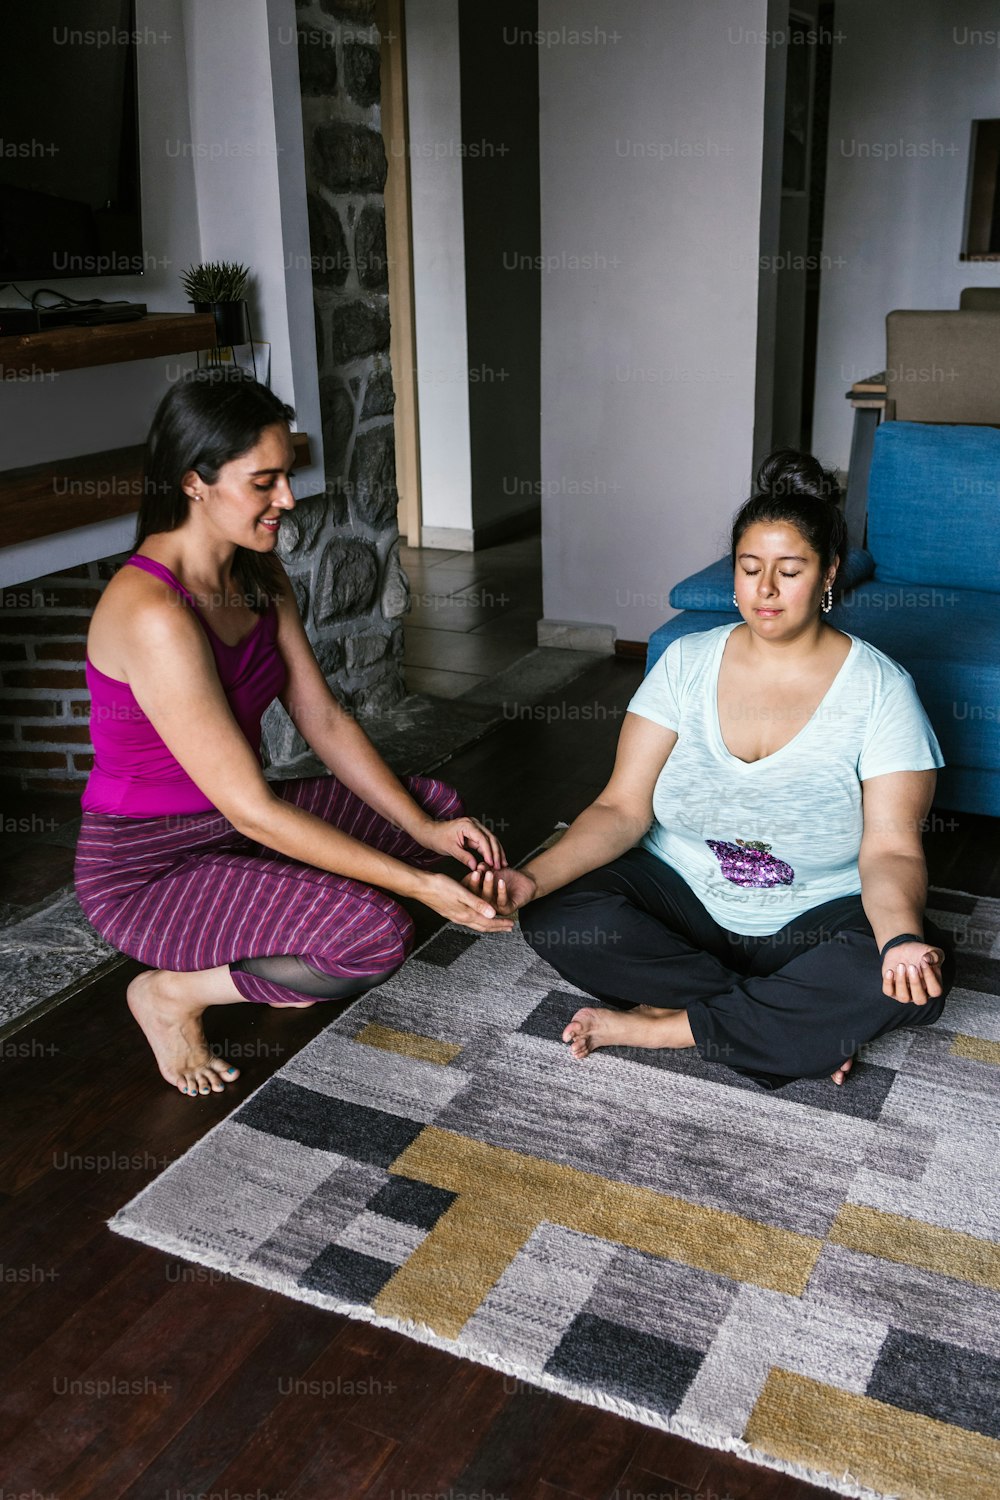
180,260,251,346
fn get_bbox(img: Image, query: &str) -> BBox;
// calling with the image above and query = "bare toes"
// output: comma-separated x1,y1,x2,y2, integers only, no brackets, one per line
562,1009,595,1045
564,1010,598,1060
207,1056,240,1081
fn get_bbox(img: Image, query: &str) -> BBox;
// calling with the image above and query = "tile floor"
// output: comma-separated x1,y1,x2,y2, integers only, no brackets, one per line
400,530,542,698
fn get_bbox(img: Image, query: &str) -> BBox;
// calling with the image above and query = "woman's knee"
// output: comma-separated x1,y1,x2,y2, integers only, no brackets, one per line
262,901,415,998
367,901,416,970
300,898,416,981
518,888,564,947
519,885,605,959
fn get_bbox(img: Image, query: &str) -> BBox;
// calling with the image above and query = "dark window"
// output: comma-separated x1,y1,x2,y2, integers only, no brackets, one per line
962,119,1000,261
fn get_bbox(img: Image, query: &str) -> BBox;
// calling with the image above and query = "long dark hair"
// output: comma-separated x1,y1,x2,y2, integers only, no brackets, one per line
137,368,295,612
731,449,847,587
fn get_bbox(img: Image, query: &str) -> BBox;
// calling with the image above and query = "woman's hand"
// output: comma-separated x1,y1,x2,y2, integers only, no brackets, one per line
881,940,945,1005
463,864,537,918
421,817,506,872
417,872,514,933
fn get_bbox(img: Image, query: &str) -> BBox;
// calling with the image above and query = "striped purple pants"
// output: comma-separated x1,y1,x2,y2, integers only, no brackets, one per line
74,774,462,1005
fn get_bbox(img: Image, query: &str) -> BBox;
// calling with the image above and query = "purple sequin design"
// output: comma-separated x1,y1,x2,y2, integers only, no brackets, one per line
706,838,795,888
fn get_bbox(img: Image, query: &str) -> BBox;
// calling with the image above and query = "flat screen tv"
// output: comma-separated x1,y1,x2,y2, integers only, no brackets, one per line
0,0,143,283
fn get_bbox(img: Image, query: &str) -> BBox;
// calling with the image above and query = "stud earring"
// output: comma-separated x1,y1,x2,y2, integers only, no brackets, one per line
822,586,833,614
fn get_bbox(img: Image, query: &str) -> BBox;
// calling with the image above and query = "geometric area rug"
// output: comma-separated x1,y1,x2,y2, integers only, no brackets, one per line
109,888,1000,1500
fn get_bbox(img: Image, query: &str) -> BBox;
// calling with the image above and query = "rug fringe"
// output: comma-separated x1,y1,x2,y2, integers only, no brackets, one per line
107,1211,893,1500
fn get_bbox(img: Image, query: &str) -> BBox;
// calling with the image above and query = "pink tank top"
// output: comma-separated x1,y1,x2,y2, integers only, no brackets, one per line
81,555,287,817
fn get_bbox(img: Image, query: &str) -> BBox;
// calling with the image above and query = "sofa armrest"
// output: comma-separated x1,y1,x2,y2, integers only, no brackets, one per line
669,557,739,612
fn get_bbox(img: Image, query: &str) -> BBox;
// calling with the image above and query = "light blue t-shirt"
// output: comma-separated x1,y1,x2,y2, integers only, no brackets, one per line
627,624,944,936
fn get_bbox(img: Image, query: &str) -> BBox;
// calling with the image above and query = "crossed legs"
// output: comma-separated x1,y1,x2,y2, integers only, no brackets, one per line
519,848,953,1088
86,774,462,1095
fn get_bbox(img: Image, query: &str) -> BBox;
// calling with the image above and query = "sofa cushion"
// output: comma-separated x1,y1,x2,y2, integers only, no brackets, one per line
668,548,875,611
827,582,1000,771
867,421,1000,592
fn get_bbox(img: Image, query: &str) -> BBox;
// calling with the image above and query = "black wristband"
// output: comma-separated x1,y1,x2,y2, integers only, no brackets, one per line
879,933,925,963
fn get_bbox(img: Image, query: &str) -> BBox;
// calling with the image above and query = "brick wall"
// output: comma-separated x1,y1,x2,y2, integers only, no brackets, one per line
0,558,123,791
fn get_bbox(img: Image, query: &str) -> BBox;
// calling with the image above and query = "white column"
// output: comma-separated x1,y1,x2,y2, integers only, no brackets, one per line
405,0,474,546
538,0,774,645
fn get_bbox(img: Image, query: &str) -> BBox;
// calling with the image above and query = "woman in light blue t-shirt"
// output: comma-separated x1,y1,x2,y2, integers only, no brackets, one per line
465,450,954,1090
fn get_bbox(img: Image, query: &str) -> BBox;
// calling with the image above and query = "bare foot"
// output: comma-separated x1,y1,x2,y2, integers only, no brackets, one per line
561,1005,693,1060
127,970,241,1097
831,1054,854,1087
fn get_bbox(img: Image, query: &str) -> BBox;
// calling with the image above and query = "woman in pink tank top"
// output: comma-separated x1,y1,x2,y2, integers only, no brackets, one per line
75,369,512,1097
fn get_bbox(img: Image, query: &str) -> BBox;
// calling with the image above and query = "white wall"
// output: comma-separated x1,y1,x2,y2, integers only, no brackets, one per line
182,0,320,434
0,0,322,588
405,0,473,539
812,0,1000,470
538,0,775,642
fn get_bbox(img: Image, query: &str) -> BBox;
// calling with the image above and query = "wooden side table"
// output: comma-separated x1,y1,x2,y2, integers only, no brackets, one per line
844,371,886,550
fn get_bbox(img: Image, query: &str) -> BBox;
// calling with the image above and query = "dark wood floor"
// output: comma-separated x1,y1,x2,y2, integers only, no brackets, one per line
1,651,997,1499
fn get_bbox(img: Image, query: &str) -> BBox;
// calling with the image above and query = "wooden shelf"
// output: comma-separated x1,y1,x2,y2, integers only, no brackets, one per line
0,312,218,377
0,432,313,547
0,312,313,555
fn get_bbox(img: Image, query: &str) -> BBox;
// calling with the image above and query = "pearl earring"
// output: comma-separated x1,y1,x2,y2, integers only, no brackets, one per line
732,590,738,607
822,586,833,614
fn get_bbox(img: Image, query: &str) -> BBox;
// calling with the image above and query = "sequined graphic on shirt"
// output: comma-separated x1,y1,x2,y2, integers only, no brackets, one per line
706,838,795,888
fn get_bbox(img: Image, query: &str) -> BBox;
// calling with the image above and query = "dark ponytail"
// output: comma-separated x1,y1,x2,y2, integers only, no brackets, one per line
137,368,295,612
731,449,847,584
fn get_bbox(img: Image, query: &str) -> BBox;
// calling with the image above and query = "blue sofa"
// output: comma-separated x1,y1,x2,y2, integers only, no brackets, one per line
646,422,1000,816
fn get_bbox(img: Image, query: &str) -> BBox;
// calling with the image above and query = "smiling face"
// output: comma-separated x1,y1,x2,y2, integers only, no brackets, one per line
734,521,837,637
182,421,297,551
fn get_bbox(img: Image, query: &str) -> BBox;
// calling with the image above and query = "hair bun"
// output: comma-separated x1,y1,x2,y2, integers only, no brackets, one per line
755,449,840,507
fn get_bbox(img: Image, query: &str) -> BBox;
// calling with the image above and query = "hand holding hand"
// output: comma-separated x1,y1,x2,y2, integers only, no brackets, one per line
422,817,506,872
462,864,537,918
881,940,945,1006
418,871,514,934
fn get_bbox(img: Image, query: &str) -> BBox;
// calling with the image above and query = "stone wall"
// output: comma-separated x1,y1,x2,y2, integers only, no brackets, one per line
263,0,409,765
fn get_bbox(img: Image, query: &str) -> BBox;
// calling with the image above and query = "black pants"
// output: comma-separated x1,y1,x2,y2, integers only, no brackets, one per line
518,849,955,1089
